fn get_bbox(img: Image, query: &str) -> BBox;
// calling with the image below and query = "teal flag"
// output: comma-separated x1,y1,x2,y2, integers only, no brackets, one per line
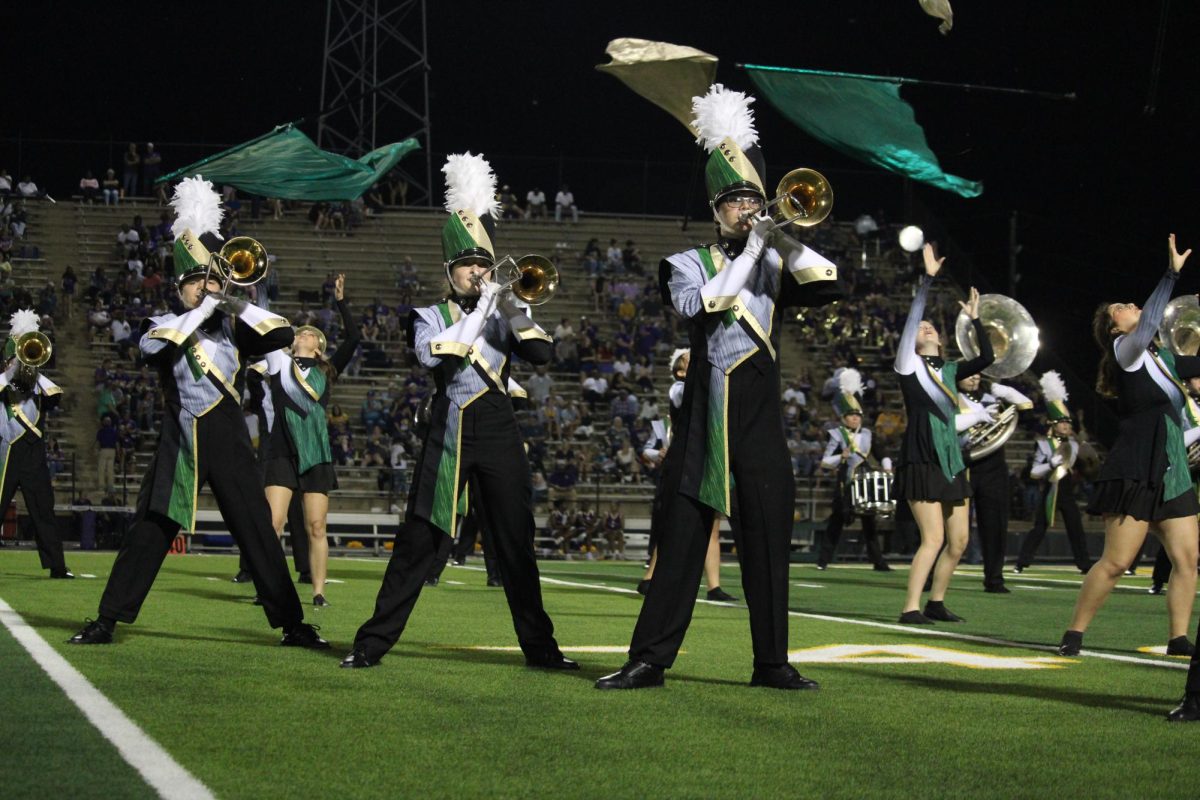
744,65,982,198
156,124,420,201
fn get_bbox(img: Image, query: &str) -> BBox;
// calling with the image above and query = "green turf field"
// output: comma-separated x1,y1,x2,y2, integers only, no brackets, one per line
1,549,1197,799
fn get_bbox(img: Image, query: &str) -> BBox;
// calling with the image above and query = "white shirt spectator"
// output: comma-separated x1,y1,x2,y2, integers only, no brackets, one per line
111,318,132,344
526,189,545,210
17,179,39,197
0,174,11,192
526,372,554,405
783,386,807,406
611,356,632,378
583,375,609,395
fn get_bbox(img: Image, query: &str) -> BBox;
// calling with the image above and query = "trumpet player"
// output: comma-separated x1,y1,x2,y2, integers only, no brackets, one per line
817,368,890,572
69,176,328,650
955,373,1033,593
597,85,843,691
0,309,72,579
343,153,575,671
1013,372,1094,575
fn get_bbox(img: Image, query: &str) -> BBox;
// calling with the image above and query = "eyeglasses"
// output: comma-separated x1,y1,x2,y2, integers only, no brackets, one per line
722,196,764,210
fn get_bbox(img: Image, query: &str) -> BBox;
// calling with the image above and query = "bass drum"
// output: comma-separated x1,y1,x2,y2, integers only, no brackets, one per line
851,470,895,516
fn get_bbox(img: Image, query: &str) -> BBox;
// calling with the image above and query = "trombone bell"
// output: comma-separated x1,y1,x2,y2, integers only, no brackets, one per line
207,236,269,290
510,255,558,306
773,168,834,228
15,331,52,368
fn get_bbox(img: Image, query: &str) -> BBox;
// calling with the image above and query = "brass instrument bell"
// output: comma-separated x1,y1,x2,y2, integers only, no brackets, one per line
204,236,270,293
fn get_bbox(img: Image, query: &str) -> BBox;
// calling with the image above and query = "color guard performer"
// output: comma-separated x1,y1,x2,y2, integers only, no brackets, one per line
341,153,574,671
597,85,843,690
69,176,326,648
0,310,72,579
1063,238,1199,695
894,244,992,625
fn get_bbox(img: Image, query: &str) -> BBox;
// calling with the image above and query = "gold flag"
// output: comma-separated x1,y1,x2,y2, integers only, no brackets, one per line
919,0,954,35
596,38,718,136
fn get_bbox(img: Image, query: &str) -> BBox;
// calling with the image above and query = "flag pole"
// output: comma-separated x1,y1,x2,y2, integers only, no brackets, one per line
738,64,1076,102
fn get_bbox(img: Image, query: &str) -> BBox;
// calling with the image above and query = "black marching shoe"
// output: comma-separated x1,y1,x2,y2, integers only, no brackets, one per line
984,584,1011,594
636,579,651,595
595,660,665,690
1012,564,1025,574
312,594,330,607
750,663,819,691
923,601,964,623
898,610,934,625
280,623,330,650
339,648,380,669
423,576,440,587
297,573,313,584
486,576,503,587
1149,581,1165,595
873,562,893,572
1166,636,1196,657
50,569,75,579
1168,693,1200,722
814,563,828,571
526,651,580,671
68,619,114,645
707,587,738,602
231,569,253,583
1058,630,1083,657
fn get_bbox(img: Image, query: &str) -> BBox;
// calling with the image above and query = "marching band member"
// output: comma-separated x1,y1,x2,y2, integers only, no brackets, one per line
638,348,738,601
0,310,71,578
1013,372,1093,575
342,153,574,671
893,244,992,625
817,368,890,572
260,273,360,606
597,85,843,691
1054,237,1200,724
955,372,1032,592
1148,375,1200,595
69,176,326,649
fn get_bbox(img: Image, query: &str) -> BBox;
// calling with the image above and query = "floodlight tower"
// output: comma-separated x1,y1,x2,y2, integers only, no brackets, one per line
318,0,433,206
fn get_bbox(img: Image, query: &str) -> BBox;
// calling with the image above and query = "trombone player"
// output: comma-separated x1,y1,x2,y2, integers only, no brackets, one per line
342,153,575,671
0,309,72,579
69,176,328,649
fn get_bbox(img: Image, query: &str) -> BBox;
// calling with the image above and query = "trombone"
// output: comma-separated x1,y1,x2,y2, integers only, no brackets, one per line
472,254,559,306
739,168,834,229
203,236,270,295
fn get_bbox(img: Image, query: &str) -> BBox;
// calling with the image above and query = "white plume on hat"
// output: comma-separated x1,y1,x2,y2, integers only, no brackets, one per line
8,309,40,337
169,175,225,241
669,348,690,371
838,368,863,397
1039,370,1068,403
691,83,758,153
442,152,500,218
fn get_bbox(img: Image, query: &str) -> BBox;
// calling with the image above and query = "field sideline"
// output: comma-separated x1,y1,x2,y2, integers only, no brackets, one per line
1,549,1197,799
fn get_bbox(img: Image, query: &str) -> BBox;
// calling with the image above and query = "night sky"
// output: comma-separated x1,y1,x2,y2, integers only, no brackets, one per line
7,1,1199,435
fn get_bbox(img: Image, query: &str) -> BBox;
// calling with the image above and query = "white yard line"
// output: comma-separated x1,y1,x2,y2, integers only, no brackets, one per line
0,597,216,800
523,568,1190,672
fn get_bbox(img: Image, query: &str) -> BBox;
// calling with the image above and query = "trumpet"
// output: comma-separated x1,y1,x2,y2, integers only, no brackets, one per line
472,254,559,306
203,236,270,295
738,168,834,229
13,330,52,393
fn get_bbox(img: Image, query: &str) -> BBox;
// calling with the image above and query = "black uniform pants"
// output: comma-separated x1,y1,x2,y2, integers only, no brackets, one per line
426,498,501,582
629,364,794,669
99,407,304,630
239,491,308,576
968,451,1009,588
0,437,66,572
1017,481,1091,571
354,401,559,660
818,488,882,567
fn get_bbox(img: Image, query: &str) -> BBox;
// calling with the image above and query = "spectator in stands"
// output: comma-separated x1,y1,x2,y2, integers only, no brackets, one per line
96,416,118,492
309,201,331,232
621,239,642,274
581,369,609,409
17,176,42,198
548,455,579,503
363,183,386,215
122,143,140,197
102,168,120,205
0,169,10,197
526,364,553,406
110,310,134,361
142,143,163,202
610,388,639,432
499,185,522,219
554,184,579,224
633,355,654,391
79,170,101,203
61,265,77,319
526,186,547,219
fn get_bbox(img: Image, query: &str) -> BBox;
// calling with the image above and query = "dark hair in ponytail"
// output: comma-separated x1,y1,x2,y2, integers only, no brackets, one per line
1093,302,1119,398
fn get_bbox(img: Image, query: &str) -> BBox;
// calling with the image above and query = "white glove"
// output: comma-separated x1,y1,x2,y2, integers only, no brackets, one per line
743,215,777,261
477,280,502,317
990,383,1031,406
881,457,893,472
1050,454,1064,467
